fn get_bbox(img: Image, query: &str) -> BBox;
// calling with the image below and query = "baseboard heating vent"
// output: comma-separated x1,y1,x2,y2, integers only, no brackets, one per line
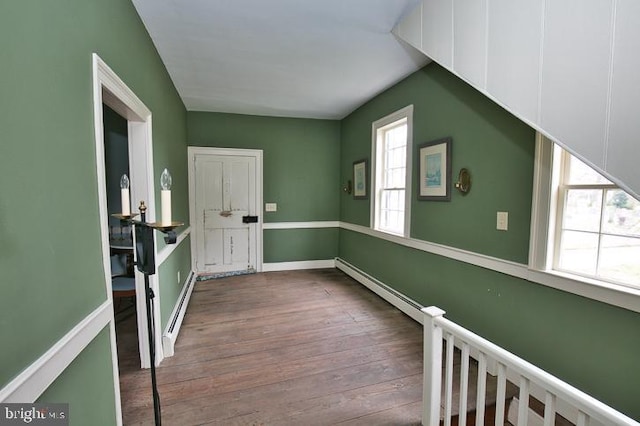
163,270,196,357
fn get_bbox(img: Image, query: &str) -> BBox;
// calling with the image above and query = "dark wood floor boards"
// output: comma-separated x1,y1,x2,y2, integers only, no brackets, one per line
118,268,424,425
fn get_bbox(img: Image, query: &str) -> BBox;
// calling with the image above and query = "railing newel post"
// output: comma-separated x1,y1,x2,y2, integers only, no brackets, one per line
422,306,446,426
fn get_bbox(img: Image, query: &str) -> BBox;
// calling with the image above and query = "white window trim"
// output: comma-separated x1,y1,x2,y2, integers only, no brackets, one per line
370,105,414,237
529,132,640,308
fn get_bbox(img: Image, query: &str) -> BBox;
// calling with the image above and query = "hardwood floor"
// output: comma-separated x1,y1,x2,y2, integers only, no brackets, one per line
117,269,424,425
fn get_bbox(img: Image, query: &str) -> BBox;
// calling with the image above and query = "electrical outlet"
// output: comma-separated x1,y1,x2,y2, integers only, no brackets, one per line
497,211,509,231
265,203,277,212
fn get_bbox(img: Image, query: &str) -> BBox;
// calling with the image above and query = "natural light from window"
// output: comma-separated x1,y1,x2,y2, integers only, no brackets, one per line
555,151,640,288
372,106,413,237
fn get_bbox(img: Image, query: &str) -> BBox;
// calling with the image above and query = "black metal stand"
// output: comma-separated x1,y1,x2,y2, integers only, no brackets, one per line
143,273,162,426
114,202,182,426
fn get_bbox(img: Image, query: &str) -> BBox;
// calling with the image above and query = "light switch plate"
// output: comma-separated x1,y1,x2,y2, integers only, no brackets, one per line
265,203,277,212
497,211,508,231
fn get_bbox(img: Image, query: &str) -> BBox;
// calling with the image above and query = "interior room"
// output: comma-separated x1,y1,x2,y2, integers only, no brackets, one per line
1,1,639,425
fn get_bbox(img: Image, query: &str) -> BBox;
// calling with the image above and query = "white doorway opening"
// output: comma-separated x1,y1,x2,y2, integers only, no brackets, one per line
92,53,163,390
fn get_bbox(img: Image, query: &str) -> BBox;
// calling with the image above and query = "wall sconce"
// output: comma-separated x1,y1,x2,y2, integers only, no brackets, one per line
343,180,352,194
454,168,471,194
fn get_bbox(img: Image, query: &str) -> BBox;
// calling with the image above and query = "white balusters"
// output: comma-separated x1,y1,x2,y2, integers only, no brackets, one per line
517,376,530,426
495,362,507,426
444,333,455,426
459,342,470,426
475,352,488,426
544,391,557,426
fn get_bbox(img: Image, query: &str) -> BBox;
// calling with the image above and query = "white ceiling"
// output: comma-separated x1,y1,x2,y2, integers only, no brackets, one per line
131,0,429,119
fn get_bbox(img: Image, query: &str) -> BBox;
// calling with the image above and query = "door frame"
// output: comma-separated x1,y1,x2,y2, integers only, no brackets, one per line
188,146,264,274
92,54,163,383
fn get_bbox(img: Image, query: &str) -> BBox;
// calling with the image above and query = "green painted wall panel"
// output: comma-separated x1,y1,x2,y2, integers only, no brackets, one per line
264,228,338,263
0,0,188,416
340,64,535,263
37,327,117,426
339,230,640,420
187,112,341,223
158,236,192,330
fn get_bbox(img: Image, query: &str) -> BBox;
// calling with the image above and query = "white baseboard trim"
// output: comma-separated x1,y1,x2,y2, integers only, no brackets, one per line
0,301,112,402
335,258,423,324
162,270,196,357
262,259,335,272
157,226,191,266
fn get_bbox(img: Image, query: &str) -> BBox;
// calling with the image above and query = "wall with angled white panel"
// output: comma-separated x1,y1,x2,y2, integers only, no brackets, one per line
539,0,614,171
486,0,543,123
421,0,453,68
606,0,640,196
452,0,487,88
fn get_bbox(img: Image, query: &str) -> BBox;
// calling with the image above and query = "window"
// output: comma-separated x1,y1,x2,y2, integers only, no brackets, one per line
531,135,640,290
554,150,640,287
371,106,413,236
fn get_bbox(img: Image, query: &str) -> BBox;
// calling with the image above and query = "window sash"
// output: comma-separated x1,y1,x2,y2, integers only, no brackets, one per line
554,151,640,288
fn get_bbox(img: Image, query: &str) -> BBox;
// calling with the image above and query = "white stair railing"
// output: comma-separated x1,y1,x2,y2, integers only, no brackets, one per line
422,307,639,426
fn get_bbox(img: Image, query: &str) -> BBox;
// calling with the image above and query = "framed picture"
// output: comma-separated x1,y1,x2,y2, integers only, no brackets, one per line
418,137,452,201
353,159,368,199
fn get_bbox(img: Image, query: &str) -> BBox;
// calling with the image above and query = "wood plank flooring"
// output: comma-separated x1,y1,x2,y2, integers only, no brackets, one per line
117,269,424,425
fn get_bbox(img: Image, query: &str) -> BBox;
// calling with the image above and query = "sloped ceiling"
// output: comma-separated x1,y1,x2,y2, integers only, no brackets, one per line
131,0,429,119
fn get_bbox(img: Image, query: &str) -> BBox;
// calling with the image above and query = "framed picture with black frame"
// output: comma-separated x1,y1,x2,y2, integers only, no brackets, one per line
417,137,452,201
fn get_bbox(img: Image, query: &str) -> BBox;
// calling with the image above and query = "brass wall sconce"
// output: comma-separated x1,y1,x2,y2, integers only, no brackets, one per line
343,180,352,194
454,168,471,194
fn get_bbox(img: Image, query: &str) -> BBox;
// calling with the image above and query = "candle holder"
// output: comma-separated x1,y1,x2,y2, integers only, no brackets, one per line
112,201,183,426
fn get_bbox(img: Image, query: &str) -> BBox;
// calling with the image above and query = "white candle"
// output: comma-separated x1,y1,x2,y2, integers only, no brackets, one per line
121,188,130,216
161,189,172,225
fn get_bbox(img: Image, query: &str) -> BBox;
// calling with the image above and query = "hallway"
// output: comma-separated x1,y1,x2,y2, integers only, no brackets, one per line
118,269,424,425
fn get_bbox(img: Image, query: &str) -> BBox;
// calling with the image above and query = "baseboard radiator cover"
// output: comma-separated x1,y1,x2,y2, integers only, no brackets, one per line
162,270,196,357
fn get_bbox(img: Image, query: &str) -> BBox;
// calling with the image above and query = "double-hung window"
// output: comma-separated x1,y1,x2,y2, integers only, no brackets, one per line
531,135,640,290
371,106,413,236
555,149,640,286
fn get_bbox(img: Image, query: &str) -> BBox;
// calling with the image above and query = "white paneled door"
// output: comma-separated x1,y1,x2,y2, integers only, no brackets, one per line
193,152,260,274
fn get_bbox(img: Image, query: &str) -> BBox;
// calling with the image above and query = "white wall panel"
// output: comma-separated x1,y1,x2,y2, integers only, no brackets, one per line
540,0,614,170
606,0,640,199
394,2,423,51
486,0,543,123
422,0,453,67
453,0,487,88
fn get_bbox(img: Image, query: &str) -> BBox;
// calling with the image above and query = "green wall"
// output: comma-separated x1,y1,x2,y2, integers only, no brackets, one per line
37,328,116,426
0,1,189,422
341,64,534,263
188,112,341,262
339,63,640,419
158,236,192,330
264,228,339,263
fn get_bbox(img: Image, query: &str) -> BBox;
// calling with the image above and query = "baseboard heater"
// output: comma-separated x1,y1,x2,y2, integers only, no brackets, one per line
162,270,196,357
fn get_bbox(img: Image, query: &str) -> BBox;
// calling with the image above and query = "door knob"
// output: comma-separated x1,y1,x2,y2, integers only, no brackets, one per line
219,211,232,217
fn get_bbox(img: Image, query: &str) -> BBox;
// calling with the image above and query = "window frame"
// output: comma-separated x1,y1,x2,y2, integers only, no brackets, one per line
530,133,640,294
370,105,414,237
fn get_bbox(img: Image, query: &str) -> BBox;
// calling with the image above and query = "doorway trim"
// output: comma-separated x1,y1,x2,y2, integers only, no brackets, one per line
187,146,264,274
92,55,163,397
